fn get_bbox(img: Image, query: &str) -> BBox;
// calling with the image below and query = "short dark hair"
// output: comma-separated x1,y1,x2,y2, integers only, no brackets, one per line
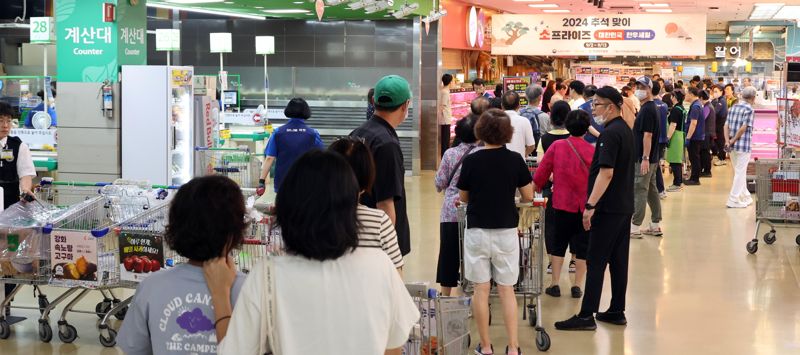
698,89,710,101
470,96,491,115
692,75,701,82
475,109,513,145
375,102,406,113
673,90,685,105
501,91,520,111
724,83,735,92
442,74,453,86
687,86,703,99
556,83,566,91
276,150,360,261
328,137,376,193
555,78,564,84
651,81,662,96
165,176,246,262
284,98,312,119
565,109,591,137
718,77,724,82
0,102,14,118
621,86,633,96
490,97,503,109
368,88,375,103
472,78,485,87
652,73,661,79
569,80,585,95
549,101,571,127
711,85,723,93
494,84,503,97
583,85,597,98
662,93,674,108
455,115,478,144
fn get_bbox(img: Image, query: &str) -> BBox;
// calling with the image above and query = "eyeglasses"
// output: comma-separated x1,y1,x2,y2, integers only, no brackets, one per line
591,102,611,108
0,119,12,126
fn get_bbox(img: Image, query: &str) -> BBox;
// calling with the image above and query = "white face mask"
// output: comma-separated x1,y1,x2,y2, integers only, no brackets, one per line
634,90,648,101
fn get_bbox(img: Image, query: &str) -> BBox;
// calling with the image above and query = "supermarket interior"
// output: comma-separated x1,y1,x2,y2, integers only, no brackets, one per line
0,0,799,354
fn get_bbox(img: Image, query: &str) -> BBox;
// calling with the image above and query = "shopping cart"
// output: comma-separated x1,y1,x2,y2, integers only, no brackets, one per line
525,157,538,178
195,147,261,188
747,158,800,254
457,201,551,352
403,283,471,355
35,179,108,207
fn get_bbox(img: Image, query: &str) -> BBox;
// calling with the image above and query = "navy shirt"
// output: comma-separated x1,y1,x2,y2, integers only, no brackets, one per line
686,100,706,141
24,103,57,128
654,98,669,144
580,99,604,144
265,118,324,192
351,115,411,256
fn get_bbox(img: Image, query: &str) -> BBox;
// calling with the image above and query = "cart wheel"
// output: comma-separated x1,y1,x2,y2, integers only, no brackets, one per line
96,300,112,319
527,305,537,327
38,295,49,315
99,328,117,348
58,324,78,343
38,321,52,343
115,305,129,320
746,240,758,254
536,329,551,351
0,320,10,339
764,232,777,245
796,234,800,246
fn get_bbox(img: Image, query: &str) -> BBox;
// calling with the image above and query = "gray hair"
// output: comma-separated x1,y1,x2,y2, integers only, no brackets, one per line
741,87,757,101
526,85,544,103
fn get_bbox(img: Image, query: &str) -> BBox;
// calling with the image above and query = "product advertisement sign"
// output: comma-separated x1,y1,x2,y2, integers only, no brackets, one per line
492,14,706,56
778,98,800,147
119,232,165,282
51,230,98,283
502,76,533,106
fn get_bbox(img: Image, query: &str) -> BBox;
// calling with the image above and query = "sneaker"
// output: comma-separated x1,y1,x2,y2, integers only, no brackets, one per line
643,227,663,237
474,345,494,355
713,160,727,166
595,310,627,325
684,180,701,186
554,314,597,331
571,286,582,298
630,230,644,239
741,198,754,206
568,260,576,273
667,185,683,192
505,346,521,355
659,191,668,200
545,285,561,297
727,201,747,209
546,263,552,274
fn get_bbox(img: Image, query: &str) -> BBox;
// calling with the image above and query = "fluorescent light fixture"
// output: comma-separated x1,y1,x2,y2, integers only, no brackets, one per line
147,3,266,19
166,0,224,3
263,9,311,13
325,0,349,5
543,9,570,13
645,9,672,12
749,3,784,20
349,0,375,10
393,3,420,18
293,1,304,3
529,4,559,8
255,6,264,8
774,5,800,20
364,0,391,13
640,3,669,7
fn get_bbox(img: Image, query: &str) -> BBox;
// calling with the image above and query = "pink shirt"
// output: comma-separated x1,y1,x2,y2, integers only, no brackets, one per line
533,136,595,213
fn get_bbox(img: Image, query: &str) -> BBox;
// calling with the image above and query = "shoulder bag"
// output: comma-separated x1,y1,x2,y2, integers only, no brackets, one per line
259,257,279,355
565,139,588,171
446,145,476,187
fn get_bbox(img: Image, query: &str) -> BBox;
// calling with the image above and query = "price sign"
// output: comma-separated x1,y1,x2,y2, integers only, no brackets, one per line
156,29,180,51
30,17,55,44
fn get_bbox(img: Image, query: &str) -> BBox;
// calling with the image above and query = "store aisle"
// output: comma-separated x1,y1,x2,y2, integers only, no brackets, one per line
1,164,799,354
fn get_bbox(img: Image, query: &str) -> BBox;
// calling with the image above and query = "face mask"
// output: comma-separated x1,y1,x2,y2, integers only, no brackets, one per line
634,90,648,101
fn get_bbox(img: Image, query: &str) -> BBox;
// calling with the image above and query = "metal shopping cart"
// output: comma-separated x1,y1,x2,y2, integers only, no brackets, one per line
403,283,471,355
747,159,800,254
195,147,261,188
457,201,550,352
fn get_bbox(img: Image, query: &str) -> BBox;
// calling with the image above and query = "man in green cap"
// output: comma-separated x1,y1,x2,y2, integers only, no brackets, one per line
351,75,412,256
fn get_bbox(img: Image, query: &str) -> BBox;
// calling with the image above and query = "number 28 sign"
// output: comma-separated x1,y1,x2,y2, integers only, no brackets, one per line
30,17,55,44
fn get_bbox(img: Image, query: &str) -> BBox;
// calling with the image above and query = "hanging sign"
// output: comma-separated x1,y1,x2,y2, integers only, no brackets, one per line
155,29,180,51
30,17,55,44
209,32,232,53
502,76,532,106
492,14,707,56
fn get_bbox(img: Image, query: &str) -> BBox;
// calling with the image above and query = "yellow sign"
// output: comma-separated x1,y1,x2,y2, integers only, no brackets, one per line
220,129,231,139
171,69,191,86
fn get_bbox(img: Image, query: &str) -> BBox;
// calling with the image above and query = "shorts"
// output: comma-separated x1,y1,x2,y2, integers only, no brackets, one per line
463,227,520,286
552,209,589,260
436,222,461,287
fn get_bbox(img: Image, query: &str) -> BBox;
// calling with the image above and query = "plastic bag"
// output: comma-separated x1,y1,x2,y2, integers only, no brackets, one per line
0,200,62,276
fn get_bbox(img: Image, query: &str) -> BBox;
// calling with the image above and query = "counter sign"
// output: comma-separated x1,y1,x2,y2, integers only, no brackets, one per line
30,17,55,44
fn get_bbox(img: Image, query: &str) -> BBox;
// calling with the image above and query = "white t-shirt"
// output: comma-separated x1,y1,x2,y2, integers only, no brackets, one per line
217,248,420,355
570,97,586,110
505,110,536,159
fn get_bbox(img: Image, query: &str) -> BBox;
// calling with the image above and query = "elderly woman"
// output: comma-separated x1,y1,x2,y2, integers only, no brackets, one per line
435,115,479,296
208,150,419,355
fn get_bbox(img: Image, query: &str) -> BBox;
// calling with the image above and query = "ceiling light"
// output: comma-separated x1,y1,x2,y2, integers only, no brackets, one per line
223,1,234,4
749,3,785,20
640,3,669,7
645,9,672,13
255,6,264,8
774,5,800,20
148,3,266,19
325,0,349,5
529,4,559,8
166,0,224,3
393,3,420,18
263,9,311,13
543,9,570,13
293,1,304,4
349,0,375,10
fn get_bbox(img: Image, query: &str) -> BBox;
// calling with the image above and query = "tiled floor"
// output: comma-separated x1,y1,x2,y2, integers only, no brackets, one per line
1,163,799,354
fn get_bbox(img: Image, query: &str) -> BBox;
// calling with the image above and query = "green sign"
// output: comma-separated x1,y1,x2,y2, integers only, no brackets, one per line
56,0,146,83
30,17,55,44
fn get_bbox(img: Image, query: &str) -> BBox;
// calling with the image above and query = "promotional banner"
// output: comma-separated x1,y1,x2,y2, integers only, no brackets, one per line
119,232,165,282
492,14,706,56
502,76,533,106
51,230,99,284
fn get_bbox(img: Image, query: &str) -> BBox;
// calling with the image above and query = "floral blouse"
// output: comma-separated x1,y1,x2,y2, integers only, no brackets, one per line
435,143,480,223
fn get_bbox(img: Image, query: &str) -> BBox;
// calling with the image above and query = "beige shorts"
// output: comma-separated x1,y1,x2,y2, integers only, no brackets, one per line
463,228,520,286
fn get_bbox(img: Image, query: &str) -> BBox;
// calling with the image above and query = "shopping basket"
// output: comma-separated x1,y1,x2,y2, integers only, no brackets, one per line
457,201,550,352
195,147,261,188
747,158,800,253
403,283,471,355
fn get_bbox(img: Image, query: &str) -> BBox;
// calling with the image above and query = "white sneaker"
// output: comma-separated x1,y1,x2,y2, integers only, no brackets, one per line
667,185,683,192
727,201,747,209
741,198,754,206
630,224,643,239
659,192,668,200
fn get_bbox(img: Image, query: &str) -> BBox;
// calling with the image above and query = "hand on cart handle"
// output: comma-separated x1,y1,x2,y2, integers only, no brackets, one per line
20,191,36,202
257,178,267,196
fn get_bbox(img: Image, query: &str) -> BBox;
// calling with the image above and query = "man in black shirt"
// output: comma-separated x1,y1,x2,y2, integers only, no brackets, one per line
351,75,412,256
556,86,634,331
630,76,663,238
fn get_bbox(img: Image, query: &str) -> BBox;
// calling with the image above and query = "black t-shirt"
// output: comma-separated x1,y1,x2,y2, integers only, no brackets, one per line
704,102,717,136
457,147,533,229
540,132,570,153
350,116,410,255
668,106,685,132
633,100,660,163
588,117,635,215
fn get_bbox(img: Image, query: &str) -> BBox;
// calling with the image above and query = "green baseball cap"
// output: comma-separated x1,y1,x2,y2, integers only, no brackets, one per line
374,75,412,108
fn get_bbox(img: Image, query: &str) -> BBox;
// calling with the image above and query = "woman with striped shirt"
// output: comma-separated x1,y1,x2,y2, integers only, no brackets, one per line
330,137,404,270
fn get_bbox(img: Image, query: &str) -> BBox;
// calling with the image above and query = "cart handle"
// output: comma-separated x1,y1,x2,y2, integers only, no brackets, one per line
38,179,179,190
195,146,251,152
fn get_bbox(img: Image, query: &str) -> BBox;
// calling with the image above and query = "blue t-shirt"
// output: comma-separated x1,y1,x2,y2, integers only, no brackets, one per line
24,103,57,128
654,99,669,144
686,100,705,141
579,99,604,144
265,118,325,192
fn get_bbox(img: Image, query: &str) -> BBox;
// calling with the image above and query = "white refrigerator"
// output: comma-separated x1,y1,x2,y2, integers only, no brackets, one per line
121,65,195,186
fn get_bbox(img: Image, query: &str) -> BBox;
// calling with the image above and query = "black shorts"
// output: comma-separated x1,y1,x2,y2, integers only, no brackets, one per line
551,209,589,260
436,222,461,287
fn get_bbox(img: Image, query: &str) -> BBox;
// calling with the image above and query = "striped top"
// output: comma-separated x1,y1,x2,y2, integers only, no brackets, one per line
357,205,404,268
